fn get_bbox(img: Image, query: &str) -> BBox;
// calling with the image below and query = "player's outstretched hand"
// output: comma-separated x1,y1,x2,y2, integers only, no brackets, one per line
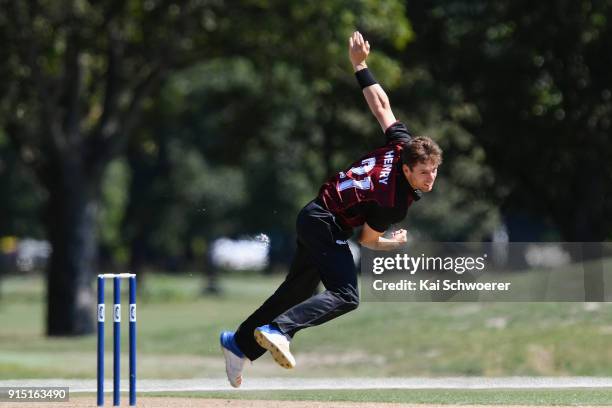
349,31,370,69
391,229,407,243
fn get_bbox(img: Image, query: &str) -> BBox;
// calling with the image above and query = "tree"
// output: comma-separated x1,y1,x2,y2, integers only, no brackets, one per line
117,1,414,275
0,0,413,335
0,0,222,335
406,0,612,241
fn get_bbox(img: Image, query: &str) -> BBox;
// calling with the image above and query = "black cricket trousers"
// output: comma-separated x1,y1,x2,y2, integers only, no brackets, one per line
234,199,359,361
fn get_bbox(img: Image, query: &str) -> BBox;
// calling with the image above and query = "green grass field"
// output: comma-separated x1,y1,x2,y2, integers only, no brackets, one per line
1,270,612,380
147,388,612,405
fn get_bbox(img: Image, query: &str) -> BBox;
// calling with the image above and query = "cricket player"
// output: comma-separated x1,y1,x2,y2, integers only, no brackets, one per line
220,31,442,387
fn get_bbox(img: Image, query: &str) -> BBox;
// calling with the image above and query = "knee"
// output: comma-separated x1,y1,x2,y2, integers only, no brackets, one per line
344,297,359,312
337,286,359,311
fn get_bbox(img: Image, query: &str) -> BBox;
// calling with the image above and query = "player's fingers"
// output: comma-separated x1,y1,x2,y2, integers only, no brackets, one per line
358,32,364,44
349,37,354,49
365,40,370,52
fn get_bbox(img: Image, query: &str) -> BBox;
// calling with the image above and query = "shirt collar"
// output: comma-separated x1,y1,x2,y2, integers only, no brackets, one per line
399,170,422,201
406,179,422,201
411,188,423,201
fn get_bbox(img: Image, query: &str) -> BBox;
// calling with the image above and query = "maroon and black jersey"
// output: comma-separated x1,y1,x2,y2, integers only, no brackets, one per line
317,122,422,232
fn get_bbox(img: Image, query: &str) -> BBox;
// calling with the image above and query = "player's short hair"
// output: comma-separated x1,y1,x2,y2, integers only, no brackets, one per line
402,137,443,169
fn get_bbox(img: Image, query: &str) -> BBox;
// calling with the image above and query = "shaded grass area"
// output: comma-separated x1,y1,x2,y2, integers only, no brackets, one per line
1,269,612,379
145,388,612,405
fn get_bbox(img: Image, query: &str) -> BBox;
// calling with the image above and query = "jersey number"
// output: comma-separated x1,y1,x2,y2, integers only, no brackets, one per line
338,157,375,192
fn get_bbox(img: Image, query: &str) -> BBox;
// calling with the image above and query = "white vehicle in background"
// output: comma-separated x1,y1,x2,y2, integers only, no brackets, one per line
16,238,51,272
210,233,361,272
211,234,270,271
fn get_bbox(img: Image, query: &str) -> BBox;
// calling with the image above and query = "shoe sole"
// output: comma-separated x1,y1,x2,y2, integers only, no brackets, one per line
254,329,296,369
220,346,242,388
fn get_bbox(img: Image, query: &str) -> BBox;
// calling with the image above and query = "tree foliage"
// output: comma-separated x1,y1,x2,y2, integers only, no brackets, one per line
406,0,612,240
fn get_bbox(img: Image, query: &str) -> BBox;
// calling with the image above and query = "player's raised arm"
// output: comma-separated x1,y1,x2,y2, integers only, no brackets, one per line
349,31,397,132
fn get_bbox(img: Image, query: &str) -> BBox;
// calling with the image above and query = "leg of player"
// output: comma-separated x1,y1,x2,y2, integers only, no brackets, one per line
255,199,358,369
220,237,320,385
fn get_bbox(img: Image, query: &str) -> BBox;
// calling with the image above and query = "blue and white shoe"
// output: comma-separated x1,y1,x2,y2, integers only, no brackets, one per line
220,331,246,388
254,325,296,369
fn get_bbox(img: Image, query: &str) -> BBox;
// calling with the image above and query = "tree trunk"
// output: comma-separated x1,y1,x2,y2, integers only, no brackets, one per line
45,168,99,336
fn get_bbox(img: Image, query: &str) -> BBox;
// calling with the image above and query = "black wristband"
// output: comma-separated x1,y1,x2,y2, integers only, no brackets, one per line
355,68,377,89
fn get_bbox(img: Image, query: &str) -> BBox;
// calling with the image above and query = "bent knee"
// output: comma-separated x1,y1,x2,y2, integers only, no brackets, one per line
344,297,359,311
336,287,359,311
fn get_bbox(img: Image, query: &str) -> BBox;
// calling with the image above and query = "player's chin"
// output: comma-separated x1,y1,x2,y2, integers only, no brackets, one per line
420,183,434,192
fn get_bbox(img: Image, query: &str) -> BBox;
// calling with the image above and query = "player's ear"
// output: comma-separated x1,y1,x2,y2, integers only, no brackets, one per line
402,163,411,178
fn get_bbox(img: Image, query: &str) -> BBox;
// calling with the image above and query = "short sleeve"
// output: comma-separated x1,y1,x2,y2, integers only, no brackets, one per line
365,204,394,233
385,121,412,145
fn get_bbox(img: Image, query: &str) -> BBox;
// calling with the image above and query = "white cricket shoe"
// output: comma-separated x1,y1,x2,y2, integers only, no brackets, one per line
254,325,296,369
220,331,247,388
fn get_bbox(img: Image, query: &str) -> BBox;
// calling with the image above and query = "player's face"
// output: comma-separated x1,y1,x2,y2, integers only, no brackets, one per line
403,161,438,192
